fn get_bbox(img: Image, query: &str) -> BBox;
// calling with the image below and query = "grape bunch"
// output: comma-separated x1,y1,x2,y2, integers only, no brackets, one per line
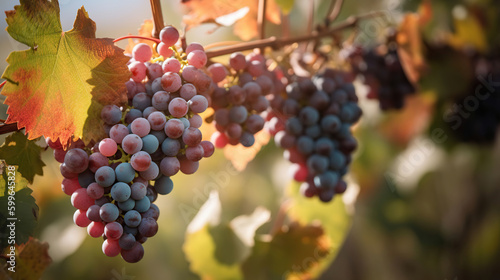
48,25,215,263
346,44,415,110
268,69,362,202
209,51,284,148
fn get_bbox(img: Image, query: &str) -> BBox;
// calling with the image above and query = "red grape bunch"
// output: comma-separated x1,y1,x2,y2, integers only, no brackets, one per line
267,69,362,202
48,25,215,263
209,51,285,148
345,42,415,110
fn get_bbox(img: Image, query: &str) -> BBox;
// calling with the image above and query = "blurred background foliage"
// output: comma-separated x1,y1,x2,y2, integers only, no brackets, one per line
1,0,500,279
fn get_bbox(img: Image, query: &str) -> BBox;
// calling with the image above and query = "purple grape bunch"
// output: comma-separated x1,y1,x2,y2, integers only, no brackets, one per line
268,68,362,202
209,51,285,148
50,25,215,263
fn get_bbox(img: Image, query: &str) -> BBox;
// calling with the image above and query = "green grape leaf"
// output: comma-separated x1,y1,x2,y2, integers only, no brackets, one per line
0,165,39,251
285,181,352,278
1,0,130,148
0,132,45,183
208,224,249,266
242,223,330,280
183,191,270,279
210,206,270,265
184,191,243,279
275,0,294,14
1,237,51,280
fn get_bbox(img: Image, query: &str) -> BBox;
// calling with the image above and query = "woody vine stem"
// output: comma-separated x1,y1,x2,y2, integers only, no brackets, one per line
114,10,385,58
0,1,384,136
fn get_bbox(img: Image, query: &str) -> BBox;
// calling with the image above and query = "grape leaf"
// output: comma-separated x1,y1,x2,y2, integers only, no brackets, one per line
184,191,243,279
285,181,352,278
199,108,217,142
447,7,488,52
184,191,270,279
1,1,130,148
210,207,270,265
241,223,330,280
417,0,433,26
0,131,45,183
223,129,271,171
0,166,39,251
182,0,281,40
1,237,51,280
214,7,250,27
379,93,436,146
397,13,426,85
275,0,294,15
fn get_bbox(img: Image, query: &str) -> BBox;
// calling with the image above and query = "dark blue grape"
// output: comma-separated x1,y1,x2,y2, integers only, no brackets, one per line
111,182,131,202
329,150,346,170
306,154,329,174
299,106,319,126
154,176,173,195
305,125,322,139
78,169,95,188
285,117,303,135
313,171,339,189
229,105,248,124
296,136,315,155
315,137,335,155
240,132,255,147
320,115,341,133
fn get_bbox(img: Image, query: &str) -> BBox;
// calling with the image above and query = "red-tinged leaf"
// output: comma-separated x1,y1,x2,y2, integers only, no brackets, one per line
199,108,217,142
124,19,155,54
1,1,130,148
215,7,250,27
417,0,432,26
2,238,51,280
379,93,436,146
285,182,352,278
223,129,271,171
397,13,427,85
182,0,281,40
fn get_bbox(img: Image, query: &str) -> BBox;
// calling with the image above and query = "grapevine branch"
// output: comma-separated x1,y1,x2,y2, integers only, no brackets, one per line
281,11,290,39
0,81,21,135
325,0,344,26
257,0,267,40
150,0,165,39
205,11,384,58
307,0,315,37
0,121,20,135
113,35,160,44
303,0,315,52
257,0,267,54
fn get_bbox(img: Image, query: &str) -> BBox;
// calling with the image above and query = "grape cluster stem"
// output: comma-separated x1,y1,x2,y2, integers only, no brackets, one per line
204,11,385,58
149,0,165,38
0,10,384,137
113,11,384,60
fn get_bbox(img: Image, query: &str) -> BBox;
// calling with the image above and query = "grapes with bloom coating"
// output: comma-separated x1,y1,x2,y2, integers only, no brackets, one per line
132,43,153,62
159,26,179,47
345,41,414,110
51,24,215,263
209,51,280,148
269,68,362,202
